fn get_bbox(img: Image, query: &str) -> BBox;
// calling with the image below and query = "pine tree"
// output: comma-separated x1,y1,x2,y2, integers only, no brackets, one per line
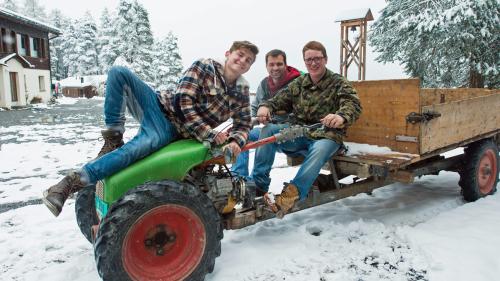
1,0,19,12
114,0,155,81
48,9,68,79
97,8,118,74
22,0,46,20
61,20,80,77
153,32,183,90
76,11,99,75
370,0,499,88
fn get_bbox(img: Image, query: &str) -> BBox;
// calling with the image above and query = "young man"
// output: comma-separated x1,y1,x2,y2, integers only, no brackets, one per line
42,41,259,217
253,41,362,217
231,49,300,180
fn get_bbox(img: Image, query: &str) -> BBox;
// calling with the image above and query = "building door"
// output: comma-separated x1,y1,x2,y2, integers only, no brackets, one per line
9,72,19,102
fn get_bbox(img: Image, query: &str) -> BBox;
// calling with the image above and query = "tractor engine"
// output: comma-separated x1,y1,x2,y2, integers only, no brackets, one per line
186,164,256,214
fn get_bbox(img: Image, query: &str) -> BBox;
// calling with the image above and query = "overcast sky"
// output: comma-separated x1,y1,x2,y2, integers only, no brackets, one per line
38,0,406,88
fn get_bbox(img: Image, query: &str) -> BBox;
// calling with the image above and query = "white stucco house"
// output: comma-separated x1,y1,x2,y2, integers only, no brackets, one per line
0,7,61,109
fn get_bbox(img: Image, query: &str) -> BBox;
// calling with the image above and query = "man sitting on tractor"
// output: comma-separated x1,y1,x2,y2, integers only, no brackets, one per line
42,40,259,217
253,41,362,217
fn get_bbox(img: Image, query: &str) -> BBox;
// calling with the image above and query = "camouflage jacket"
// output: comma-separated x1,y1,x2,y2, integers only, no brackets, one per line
259,69,362,143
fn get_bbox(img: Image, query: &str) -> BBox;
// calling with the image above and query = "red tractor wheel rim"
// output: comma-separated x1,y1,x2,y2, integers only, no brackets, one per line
477,149,498,195
123,205,206,281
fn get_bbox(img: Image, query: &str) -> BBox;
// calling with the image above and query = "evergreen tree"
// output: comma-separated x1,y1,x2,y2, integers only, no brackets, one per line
22,0,46,20
153,32,183,90
61,20,80,77
76,11,99,75
97,8,118,74
48,9,68,79
1,0,19,12
371,0,499,88
114,0,155,81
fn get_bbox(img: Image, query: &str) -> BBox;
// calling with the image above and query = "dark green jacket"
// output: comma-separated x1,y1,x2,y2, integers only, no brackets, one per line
260,69,362,143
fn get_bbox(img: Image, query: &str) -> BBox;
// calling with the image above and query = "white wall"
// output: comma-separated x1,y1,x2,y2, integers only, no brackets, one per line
0,59,50,108
0,59,26,108
25,68,51,103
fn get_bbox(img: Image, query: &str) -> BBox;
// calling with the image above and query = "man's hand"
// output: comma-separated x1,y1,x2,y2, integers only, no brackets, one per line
213,131,228,145
256,106,271,125
222,140,241,162
320,114,345,128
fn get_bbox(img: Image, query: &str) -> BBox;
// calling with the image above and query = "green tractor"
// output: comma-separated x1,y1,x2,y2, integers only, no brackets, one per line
75,125,316,281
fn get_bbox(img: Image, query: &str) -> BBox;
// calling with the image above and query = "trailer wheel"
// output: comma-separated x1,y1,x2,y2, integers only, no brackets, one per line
75,184,98,243
94,180,223,281
459,139,499,202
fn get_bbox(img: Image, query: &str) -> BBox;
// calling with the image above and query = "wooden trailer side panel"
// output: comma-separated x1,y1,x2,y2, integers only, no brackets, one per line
420,92,500,154
347,79,421,154
420,88,497,106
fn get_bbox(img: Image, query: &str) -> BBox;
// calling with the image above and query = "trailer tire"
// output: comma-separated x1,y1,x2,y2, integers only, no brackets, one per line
94,180,223,281
75,184,98,243
459,139,499,202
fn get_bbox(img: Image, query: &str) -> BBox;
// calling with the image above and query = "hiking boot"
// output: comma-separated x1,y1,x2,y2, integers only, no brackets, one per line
275,183,299,216
42,171,86,217
96,129,124,158
263,183,299,218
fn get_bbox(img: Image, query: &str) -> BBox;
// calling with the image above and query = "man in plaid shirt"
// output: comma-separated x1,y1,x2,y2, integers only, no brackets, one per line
42,41,259,217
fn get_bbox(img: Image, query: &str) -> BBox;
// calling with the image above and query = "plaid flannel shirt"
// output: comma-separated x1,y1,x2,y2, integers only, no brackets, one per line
159,58,251,147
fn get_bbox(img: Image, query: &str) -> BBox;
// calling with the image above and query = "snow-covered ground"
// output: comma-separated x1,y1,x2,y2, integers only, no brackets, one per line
0,98,499,281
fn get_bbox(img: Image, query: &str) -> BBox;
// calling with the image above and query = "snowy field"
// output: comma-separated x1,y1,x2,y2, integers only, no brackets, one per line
0,98,499,281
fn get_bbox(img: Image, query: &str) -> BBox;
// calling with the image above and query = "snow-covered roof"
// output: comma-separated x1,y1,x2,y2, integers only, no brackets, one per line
0,7,61,35
0,53,34,68
335,8,374,22
60,75,107,88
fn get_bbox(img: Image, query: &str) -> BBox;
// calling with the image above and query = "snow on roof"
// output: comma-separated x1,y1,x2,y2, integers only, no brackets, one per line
0,7,61,35
0,53,34,67
60,75,107,88
335,8,374,22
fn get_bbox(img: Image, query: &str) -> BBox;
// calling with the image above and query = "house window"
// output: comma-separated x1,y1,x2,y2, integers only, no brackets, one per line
17,34,28,56
39,76,46,92
30,37,40,58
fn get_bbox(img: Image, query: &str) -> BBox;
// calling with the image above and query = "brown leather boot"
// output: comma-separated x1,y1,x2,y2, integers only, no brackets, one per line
42,171,86,217
96,129,124,158
275,183,299,218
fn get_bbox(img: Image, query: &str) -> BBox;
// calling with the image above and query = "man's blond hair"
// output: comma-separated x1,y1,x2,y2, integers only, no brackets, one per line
229,41,259,58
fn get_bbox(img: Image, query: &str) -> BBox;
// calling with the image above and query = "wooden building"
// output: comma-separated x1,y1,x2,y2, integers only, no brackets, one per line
63,85,98,99
0,7,61,108
60,76,100,99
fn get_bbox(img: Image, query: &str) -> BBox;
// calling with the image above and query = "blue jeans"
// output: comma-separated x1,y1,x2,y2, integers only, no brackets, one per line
252,124,340,200
231,127,261,179
80,66,179,184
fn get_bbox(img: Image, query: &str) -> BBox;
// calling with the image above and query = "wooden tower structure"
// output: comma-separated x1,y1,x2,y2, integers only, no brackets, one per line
336,9,373,80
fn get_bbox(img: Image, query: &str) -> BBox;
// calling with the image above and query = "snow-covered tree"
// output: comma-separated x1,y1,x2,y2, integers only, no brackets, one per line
97,8,118,74
76,11,99,75
22,0,46,20
48,9,69,79
114,0,155,81
1,0,19,12
370,0,499,88
153,31,183,90
61,20,80,77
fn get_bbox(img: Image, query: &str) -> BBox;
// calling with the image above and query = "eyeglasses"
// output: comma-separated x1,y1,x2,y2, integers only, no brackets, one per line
304,56,324,65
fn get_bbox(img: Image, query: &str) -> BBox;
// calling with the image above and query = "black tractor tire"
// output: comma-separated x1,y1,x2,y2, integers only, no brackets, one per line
75,184,98,243
459,139,499,202
94,180,223,281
